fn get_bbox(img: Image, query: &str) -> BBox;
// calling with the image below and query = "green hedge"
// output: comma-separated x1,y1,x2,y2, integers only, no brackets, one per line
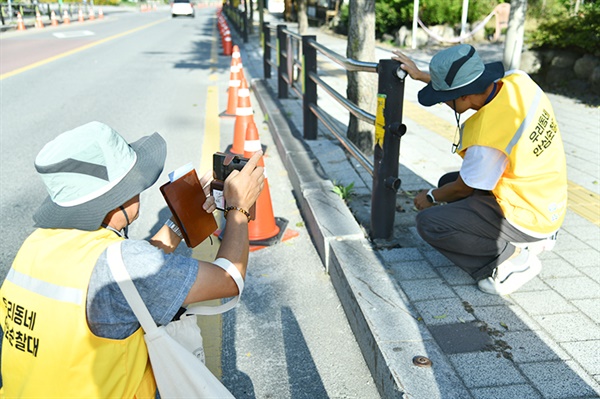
527,4,600,56
419,0,498,26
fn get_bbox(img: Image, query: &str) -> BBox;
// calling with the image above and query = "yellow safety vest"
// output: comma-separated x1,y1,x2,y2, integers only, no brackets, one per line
0,228,156,398
458,72,567,237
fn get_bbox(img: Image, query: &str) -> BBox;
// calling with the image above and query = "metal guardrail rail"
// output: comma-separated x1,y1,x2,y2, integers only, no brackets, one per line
262,22,408,239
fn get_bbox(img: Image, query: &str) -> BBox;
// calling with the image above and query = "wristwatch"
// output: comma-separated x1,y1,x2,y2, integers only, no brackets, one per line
426,188,437,204
165,218,184,239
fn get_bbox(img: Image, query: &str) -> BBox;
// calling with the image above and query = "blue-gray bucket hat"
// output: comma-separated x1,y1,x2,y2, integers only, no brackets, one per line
33,121,166,231
418,44,505,107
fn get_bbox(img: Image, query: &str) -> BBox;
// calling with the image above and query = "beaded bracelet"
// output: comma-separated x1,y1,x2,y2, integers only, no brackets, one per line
224,206,251,222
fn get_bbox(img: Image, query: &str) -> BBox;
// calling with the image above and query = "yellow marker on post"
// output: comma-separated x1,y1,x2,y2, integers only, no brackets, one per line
375,94,387,148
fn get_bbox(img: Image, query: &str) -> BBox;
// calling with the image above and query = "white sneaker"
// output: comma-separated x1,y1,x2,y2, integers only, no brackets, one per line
478,251,542,295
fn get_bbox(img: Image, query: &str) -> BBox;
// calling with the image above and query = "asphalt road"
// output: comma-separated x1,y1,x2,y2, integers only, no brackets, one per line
0,7,380,398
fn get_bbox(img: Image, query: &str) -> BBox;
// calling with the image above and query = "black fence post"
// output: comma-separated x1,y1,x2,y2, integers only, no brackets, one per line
276,24,288,99
302,35,318,140
371,59,407,240
263,22,271,79
242,0,248,43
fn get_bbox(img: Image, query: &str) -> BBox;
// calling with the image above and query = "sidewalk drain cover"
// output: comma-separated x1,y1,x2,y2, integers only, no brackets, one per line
429,322,492,354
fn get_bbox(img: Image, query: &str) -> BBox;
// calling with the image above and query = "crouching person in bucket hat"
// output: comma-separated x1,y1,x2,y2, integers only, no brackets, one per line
0,121,264,397
392,45,567,295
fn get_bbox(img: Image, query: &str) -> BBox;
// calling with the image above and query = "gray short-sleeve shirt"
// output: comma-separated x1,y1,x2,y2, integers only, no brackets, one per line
86,239,199,339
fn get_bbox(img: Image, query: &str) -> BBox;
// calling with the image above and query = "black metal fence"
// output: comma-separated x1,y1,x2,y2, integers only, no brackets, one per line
262,21,408,239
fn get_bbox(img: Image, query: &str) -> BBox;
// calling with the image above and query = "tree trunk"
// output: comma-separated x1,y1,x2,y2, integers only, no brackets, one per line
503,0,527,70
297,0,308,34
346,0,376,155
284,0,294,21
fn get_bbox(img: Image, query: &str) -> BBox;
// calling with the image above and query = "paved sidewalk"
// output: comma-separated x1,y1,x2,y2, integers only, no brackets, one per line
235,13,600,399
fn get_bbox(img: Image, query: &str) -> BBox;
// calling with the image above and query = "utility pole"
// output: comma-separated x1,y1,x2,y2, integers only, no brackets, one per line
503,0,528,70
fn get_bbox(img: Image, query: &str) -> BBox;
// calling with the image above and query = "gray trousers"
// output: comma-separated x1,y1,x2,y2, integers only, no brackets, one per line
416,173,540,280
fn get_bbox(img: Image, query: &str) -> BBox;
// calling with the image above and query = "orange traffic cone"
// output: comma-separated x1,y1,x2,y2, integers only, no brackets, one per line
16,12,26,31
222,34,233,56
35,9,45,28
50,10,59,26
78,8,84,22
88,8,95,20
232,45,243,70
98,8,104,18
244,121,280,243
230,78,253,154
221,63,241,118
63,10,71,24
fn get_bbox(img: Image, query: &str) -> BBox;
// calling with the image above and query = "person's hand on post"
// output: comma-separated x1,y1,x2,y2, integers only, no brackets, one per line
224,151,265,214
414,189,434,211
391,50,431,84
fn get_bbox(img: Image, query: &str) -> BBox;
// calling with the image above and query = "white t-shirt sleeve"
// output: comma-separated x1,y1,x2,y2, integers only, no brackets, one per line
459,145,508,190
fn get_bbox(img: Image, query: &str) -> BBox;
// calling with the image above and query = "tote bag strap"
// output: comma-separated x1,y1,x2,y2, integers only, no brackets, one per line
106,242,158,334
185,258,244,316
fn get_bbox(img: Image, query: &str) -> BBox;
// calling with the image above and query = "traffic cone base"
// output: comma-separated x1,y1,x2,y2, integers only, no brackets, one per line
249,217,290,248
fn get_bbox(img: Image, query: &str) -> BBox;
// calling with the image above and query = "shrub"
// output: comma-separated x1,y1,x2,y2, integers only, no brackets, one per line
418,0,499,26
527,3,600,56
374,0,412,38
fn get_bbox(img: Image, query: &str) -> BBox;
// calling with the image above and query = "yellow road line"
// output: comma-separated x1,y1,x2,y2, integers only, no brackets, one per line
0,18,168,80
191,16,225,379
403,100,600,225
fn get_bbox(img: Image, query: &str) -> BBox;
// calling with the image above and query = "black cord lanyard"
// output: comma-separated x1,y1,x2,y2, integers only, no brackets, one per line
452,99,461,154
101,206,130,239
451,82,498,154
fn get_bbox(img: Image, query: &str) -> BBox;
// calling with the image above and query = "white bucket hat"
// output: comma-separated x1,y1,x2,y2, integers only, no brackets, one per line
418,44,505,106
33,121,166,231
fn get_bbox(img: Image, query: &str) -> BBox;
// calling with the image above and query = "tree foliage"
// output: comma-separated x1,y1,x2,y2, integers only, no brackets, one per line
372,0,500,37
419,0,497,26
527,3,600,56
374,0,412,37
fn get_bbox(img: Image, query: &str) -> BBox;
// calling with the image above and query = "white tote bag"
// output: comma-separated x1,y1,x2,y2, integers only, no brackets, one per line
107,242,243,399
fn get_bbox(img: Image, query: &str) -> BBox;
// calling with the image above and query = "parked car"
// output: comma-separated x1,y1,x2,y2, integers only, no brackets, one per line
171,0,195,17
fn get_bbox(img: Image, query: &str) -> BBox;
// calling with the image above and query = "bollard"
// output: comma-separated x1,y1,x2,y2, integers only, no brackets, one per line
302,35,318,140
263,22,271,79
371,59,407,240
276,24,288,99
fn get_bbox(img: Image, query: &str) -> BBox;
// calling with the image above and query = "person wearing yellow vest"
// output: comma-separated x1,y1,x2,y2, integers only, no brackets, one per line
0,122,265,397
392,45,567,296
